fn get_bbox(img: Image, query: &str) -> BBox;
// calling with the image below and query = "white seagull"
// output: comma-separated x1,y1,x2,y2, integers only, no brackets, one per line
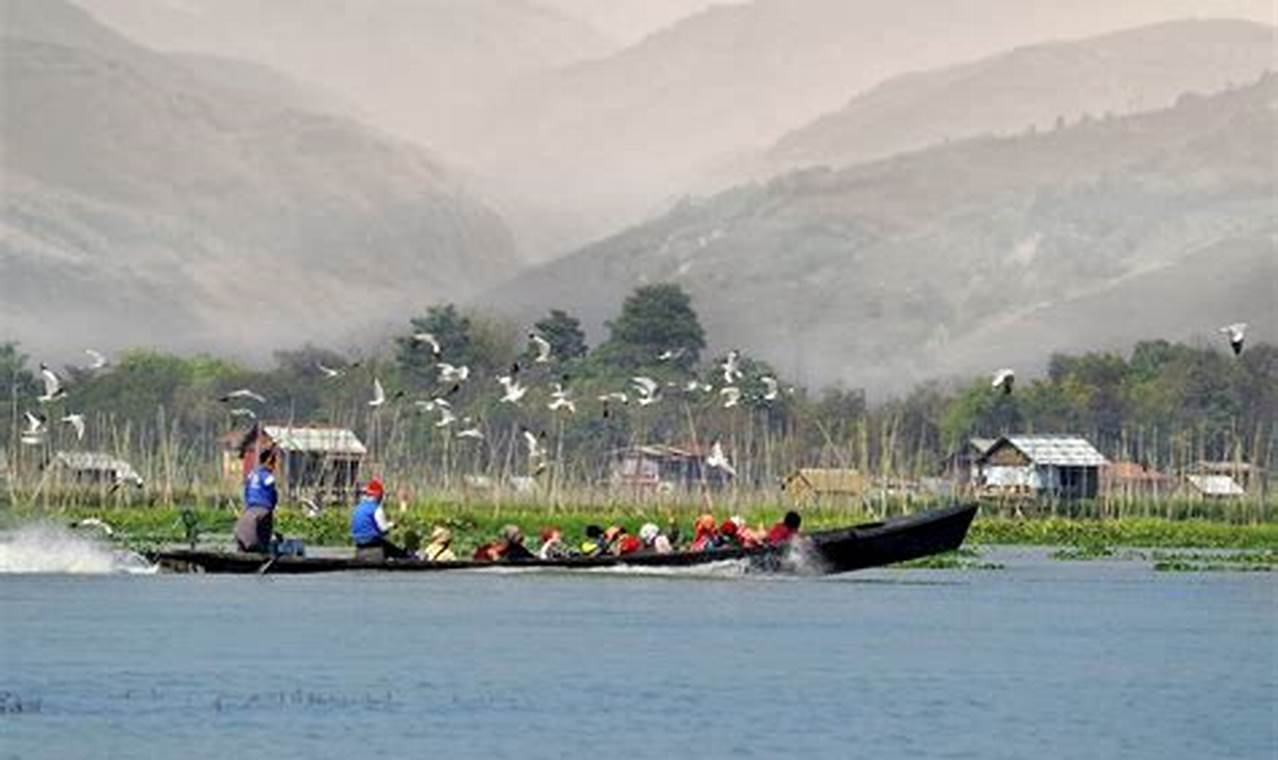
1219,323,1247,356
658,348,686,361
706,440,737,478
71,517,115,536
20,411,46,445
38,364,66,403
720,350,742,384
434,406,458,428
631,376,660,406
316,362,344,379
992,369,1015,395
369,378,387,408
438,362,470,384
229,407,257,420
547,383,576,414
61,413,85,441
412,332,442,357
497,375,527,404
84,349,108,370
220,388,266,404
456,424,485,441
720,386,742,408
529,333,552,363
522,428,548,474
760,376,779,402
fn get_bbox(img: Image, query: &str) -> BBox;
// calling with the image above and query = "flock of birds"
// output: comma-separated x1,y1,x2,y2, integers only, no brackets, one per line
16,322,1252,481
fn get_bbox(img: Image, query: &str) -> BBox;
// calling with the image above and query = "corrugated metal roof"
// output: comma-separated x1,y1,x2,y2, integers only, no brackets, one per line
53,451,140,478
1186,474,1245,496
990,435,1108,466
262,426,366,455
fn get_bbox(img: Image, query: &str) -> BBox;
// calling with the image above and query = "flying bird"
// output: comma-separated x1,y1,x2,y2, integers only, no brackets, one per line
301,498,323,519
71,517,115,537
61,413,85,441
529,333,552,363
1219,323,1247,356
438,363,470,384
720,350,742,384
760,376,779,402
434,406,458,428
20,411,46,445
84,349,108,370
706,440,737,478
547,383,576,414
657,348,686,362
316,362,344,379
631,376,660,406
522,428,548,474
456,424,485,441
229,407,257,420
992,369,1015,395
497,375,527,404
219,388,266,404
412,332,442,357
37,364,66,403
720,386,742,408
369,378,387,408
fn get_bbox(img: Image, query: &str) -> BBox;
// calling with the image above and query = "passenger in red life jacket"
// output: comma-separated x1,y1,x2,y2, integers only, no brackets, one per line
350,479,408,560
234,447,278,553
766,511,803,545
691,514,719,551
717,518,743,548
730,515,762,548
606,526,642,556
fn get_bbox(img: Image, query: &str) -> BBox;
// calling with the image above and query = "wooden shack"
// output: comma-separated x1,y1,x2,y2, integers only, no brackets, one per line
1101,461,1174,499
782,468,867,505
610,444,730,491
224,424,366,500
976,435,1107,500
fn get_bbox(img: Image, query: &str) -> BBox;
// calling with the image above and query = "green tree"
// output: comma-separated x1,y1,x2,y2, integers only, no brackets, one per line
597,283,705,369
395,304,472,385
532,309,588,362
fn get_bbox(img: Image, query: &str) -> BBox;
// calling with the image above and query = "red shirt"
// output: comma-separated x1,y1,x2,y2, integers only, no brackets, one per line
766,523,797,545
616,535,643,555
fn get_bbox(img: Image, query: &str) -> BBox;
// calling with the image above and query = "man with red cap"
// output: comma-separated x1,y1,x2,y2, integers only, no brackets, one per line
350,478,407,560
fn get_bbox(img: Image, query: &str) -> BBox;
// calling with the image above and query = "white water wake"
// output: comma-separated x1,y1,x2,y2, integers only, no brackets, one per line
0,524,156,574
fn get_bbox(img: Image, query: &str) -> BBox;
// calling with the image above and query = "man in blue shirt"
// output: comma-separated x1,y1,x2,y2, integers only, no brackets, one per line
234,447,278,553
350,478,408,560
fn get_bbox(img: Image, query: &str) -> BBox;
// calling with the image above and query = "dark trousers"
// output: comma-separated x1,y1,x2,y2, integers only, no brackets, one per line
354,536,409,561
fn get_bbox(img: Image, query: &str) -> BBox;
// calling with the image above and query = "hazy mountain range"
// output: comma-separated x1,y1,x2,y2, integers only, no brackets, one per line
1,0,517,360
2,0,1273,392
762,19,1275,175
479,77,1277,394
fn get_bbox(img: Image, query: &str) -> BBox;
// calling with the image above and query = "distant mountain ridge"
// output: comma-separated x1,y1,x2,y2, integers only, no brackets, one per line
765,18,1276,173
477,76,1277,395
1,0,519,361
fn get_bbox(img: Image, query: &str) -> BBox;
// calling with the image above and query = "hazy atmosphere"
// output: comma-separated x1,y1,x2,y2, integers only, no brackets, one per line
2,0,1275,392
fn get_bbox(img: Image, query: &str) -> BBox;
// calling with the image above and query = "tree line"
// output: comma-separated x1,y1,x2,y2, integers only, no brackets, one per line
3,283,1274,489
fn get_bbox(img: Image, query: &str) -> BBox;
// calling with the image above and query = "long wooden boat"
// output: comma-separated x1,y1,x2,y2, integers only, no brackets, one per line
151,502,977,576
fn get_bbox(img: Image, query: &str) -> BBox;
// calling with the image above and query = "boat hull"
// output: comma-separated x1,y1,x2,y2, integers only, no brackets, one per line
151,502,977,576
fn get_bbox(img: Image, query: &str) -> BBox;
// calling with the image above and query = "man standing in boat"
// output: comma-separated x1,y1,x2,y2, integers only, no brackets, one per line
350,479,408,560
234,447,279,553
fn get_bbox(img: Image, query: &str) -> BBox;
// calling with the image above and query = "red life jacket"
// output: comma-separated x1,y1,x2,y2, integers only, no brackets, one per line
766,523,796,545
616,535,642,555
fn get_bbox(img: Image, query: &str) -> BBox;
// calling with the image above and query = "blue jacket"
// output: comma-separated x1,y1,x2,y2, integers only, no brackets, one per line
350,497,385,545
243,466,278,510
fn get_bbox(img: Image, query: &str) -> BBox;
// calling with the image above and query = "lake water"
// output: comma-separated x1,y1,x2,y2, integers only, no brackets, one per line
1,541,1274,760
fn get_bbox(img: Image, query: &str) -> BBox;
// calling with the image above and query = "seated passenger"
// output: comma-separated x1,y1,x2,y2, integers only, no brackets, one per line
608,526,641,556
499,524,536,561
423,526,457,562
473,542,502,561
730,515,762,548
691,514,719,551
537,527,571,559
580,524,608,556
766,510,802,545
350,479,408,560
717,518,742,548
639,522,673,554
